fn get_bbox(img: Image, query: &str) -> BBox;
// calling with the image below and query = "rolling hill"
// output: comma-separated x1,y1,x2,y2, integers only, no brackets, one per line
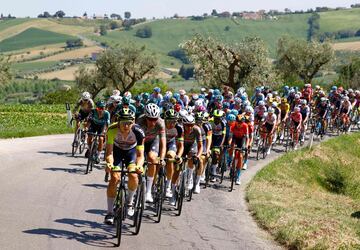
0,28,76,52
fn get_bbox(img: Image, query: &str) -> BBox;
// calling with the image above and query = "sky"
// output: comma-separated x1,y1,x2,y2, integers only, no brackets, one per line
0,0,357,18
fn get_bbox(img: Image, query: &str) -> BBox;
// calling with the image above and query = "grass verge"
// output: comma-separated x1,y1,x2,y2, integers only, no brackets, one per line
0,104,72,138
246,133,360,250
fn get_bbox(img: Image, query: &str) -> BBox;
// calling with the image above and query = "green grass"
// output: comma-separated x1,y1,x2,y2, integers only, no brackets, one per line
11,61,59,72
0,104,72,138
319,9,360,32
246,133,360,249
0,18,30,32
0,27,76,52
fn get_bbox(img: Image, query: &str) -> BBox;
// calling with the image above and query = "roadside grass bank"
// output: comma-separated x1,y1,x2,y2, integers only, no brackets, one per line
0,104,72,138
246,133,360,250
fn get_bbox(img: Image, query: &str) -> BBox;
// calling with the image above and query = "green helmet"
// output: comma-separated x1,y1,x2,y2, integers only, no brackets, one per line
195,112,203,121
203,112,210,121
164,109,178,120
213,109,224,118
116,108,135,121
122,96,131,105
96,100,106,108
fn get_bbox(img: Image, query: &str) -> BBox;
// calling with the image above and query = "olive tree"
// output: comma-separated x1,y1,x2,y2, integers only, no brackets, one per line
0,55,11,86
181,34,272,90
276,36,334,84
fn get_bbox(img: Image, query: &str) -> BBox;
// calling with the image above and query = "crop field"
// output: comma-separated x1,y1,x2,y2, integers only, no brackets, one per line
0,18,30,32
319,8,360,32
36,46,103,62
0,104,72,138
37,64,95,81
8,45,65,62
0,28,76,52
333,41,360,51
12,61,59,73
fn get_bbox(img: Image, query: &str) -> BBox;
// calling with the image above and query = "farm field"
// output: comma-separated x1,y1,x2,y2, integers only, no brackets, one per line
0,104,72,138
12,61,59,72
8,44,65,62
37,64,95,81
35,45,103,62
0,28,76,52
333,40,360,51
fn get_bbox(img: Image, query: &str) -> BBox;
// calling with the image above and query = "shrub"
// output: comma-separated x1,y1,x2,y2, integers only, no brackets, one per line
168,49,190,64
135,26,152,38
323,165,347,194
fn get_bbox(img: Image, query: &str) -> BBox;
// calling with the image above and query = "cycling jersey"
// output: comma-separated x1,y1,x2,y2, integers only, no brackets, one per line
73,99,94,113
300,106,310,120
280,103,290,114
107,124,145,150
231,122,248,138
134,103,145,119
183,125,202,145
166,124,184,143
264,113,277,125
136,115,166,143
89,109,110,127
290,112,302,123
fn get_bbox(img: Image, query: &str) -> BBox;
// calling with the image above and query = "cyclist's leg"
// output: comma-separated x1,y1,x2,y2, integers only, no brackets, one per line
186,143,197,189
165,143,176,197
145,137,159,202
125,148,139,208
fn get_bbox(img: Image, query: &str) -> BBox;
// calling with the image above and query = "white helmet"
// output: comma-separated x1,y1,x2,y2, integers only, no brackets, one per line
267,107,274,113
272,102,278,108
245,106,254,113
113,95,121,102
194,100,203,107
258,101,265,107
179,89,186,95
295,94,300,99
267,93,273,99
182,114,195,124
123,91,132,99
343,96,350,101
200,88,206,93
112,89,120,96
294,106,301,112
81,92,91,100
145,103,160,118
301,99,307,105
192,94,199,100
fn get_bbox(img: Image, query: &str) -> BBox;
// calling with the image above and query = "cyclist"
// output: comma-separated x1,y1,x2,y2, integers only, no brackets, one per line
107,95,121,122
150,87,163,106
254,101,267,125
136,103,166,203
182,114,203,191
290,106,302,150
198,112,212,183
299,100,310,142
262,107,277,155
104,108,145,224
134,95,145,120
163,109,184,199
302,83,313,104
230,115,249,185
339,96,352,131
72,92,94,132
179,89,189,107
86,100,110,163
209,109,226,182
115,96,136,114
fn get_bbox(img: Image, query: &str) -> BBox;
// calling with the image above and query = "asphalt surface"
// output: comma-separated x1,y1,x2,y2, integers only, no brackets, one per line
0,134,288,250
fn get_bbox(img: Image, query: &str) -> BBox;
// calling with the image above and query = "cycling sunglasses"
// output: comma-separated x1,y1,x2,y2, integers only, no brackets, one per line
119,121,133,126
146,117,158,122
96,107,105,111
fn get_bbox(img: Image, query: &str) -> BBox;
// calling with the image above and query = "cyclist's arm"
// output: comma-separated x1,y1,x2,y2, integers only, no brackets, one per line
72,100,81,114
206,130,212,154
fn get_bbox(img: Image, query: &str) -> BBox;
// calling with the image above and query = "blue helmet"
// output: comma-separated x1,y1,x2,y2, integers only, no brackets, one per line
223,102,230,109
331,86,337,91
153,87,161,93
255,87,261,93
227,114,236,122
230,109,239,116
241,94,247,102
214,89,221,96
134,95,142,102
199,94,205,99
283,85,289,90
173,93,180,101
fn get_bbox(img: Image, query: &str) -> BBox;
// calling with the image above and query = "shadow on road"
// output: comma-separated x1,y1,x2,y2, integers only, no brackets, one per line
83,183,108,189
38,151,70,156
70,163,87,168
43,167,83,174
85,209,107,216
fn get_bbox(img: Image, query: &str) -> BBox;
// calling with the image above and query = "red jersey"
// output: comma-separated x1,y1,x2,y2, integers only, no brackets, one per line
231,122,249,138
290,112,302,123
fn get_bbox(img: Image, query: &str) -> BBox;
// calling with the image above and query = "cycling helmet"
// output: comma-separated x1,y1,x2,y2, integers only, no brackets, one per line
142,92,150,99
122,96,131,105
245,106,254,113
195,112,204,121
208,89,214,94
258,101,265,107
200,87,206,93
348,89,354,93
194,100,203,107
267,93,273,99
223,102,230,109
230,109,239,116
301,99,307,105
213,89,221,96
227,114,236,122
203,112,210,121
320,97,327,103
112,89,120,96
81,92,91,100
305,83,311,88
315,85,321,90
199,94,205,99
234,97,241,104
197,105,206,112
153,87,161,93
281,98,288,103
117,108,135,121
272,102,278,108
267,107,274,113
331,86,337,91
164,109,178,120
192,94,199,100
255,87,261,93
134,95,142,102
96,100,106,108
355,90,360,95
182,114,195,125
123,91,132,99
173,93,180,101
283,85,289,90
294,107,301,112
295,94,300,99
174,104,181,112
241,94,247,102
343,96,350,101
145,103,160,118
215,95,223,102
179,89,186,95
213,109,224,118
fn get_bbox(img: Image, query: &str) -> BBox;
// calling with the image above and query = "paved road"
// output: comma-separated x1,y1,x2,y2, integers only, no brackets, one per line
0,134,284,250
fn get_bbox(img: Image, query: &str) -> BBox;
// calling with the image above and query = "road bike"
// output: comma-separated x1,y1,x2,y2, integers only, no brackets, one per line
85,132,104,174
71,119,87,156
229,147,243,192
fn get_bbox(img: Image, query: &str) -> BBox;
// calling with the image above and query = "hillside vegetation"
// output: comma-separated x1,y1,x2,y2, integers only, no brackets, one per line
0,28,76,52
247,133,360,249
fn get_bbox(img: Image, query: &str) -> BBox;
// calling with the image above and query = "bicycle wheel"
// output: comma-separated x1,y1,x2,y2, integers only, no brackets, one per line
115,188,125,247
133,178,145,235
262,140,267,159
204,158,211,188
219,152,226,184
72,129,80,156
256,139,263,160
85,141,95,174
155,172,165,223
79,130,86,154
177,171,186,216
229,165,235,192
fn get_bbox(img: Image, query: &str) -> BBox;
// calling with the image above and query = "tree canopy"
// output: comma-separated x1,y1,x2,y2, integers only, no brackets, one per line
0,56,11,86
181,35,271,90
